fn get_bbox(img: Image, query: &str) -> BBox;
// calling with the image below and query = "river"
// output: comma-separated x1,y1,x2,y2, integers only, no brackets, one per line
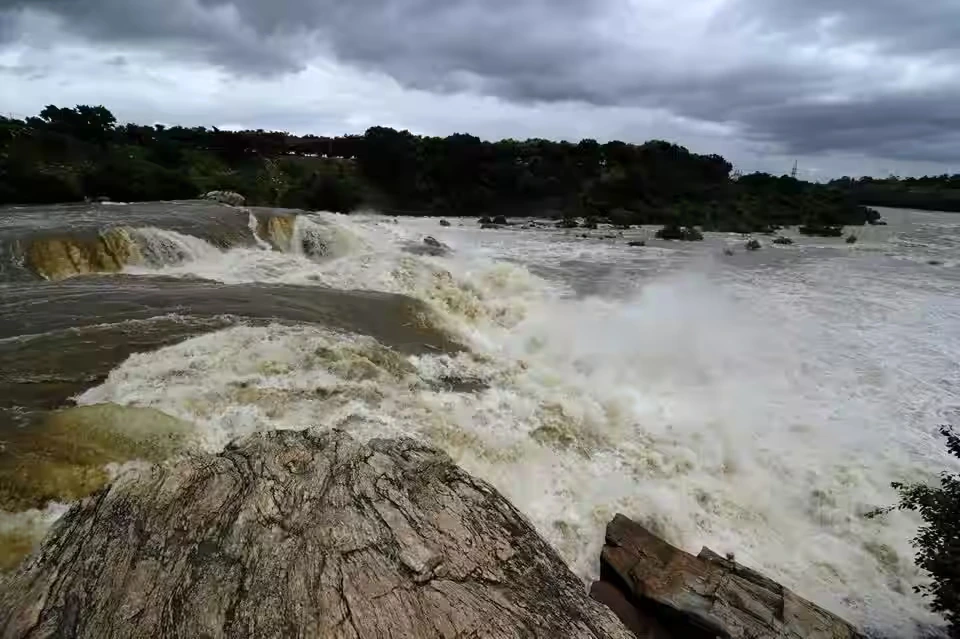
1,201,957,636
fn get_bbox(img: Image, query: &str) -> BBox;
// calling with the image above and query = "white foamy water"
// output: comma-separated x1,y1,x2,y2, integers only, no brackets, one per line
132,226,222,266
79,209,960,636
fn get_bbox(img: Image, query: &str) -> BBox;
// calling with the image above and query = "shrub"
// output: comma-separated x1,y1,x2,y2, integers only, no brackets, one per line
895,426,960,634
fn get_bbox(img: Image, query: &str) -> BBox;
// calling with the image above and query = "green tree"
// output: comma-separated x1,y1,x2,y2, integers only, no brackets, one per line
36,105,116,144
895,426,960,634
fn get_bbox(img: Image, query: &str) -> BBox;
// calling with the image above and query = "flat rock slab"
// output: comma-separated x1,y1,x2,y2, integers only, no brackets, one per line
595,514,864,639
0,429,632,639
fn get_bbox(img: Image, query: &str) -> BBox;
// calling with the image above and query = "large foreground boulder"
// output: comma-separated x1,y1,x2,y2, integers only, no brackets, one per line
592,514,863,639
0,430,631,639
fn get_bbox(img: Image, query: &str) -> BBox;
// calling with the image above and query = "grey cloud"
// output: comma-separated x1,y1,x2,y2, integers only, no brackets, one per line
725,0,960,56
0,0,959,164
740,90,960,163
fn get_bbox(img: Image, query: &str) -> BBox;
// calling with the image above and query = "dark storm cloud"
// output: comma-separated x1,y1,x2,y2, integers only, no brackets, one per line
0,0,958,164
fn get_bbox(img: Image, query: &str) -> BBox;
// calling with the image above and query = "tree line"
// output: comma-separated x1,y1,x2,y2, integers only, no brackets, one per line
1,105,883,234
830,175,960,213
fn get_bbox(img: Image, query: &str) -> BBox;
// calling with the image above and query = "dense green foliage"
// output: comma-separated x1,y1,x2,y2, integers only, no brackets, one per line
833,176,960,213
2,104,879,232
0,106,365,212
895,427,960,634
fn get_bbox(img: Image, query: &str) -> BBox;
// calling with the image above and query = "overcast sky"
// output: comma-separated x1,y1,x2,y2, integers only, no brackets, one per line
1,0,958,178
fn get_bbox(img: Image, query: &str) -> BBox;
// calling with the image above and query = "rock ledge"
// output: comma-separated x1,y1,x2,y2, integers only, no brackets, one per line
0,429,630,639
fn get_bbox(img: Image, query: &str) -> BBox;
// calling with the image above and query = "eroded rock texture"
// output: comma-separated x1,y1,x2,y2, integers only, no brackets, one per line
592,514,864,639
0,429,632,639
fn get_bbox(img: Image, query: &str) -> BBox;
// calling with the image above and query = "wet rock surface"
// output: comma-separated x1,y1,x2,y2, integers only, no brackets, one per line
592,514,864,639
0,430,631,639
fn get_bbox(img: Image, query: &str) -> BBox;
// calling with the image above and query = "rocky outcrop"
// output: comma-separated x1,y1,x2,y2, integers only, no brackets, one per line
0,430,631,639
203,190,246,206
25,229,141,280
591,514,863,639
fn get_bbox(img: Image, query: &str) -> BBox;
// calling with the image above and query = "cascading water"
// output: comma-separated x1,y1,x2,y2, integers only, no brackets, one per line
131,227,222,267
1,202,958,636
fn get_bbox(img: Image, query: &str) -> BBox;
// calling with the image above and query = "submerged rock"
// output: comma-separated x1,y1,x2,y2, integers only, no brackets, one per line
439,219,451,227
773,236,794,245
0,404,196,514
202,190,245,206
402,236,452,257
655,225,703,241
745,239,762,251
627,240,646,247
846,234,858,244
0,430,631,639
592,515,863,639
798,224,844,237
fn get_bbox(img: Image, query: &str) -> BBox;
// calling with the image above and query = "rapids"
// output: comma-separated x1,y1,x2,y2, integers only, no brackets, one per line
1,200,958,635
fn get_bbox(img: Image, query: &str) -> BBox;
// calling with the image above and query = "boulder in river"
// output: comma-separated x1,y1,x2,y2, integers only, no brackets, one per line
439,219,451,227
493,215,508,225
745,239,762,251
773,236,794,245
203,190,246,206
402,236,451,257
0,429,632,639
591,514,864,639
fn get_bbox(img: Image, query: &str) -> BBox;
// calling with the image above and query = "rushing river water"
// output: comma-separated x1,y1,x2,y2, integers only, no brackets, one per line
1,201,958,635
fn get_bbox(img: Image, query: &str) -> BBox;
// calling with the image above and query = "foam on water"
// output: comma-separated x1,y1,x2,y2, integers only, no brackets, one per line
132,227,222,266
248,211,272,250
74,211,960,635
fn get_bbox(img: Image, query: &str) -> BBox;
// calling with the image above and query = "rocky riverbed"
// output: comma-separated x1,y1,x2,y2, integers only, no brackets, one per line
1,429,861,638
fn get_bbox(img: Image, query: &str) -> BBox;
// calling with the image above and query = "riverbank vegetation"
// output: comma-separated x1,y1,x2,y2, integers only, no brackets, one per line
2,105,880,234
833,176,960,213
894,427,960,635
